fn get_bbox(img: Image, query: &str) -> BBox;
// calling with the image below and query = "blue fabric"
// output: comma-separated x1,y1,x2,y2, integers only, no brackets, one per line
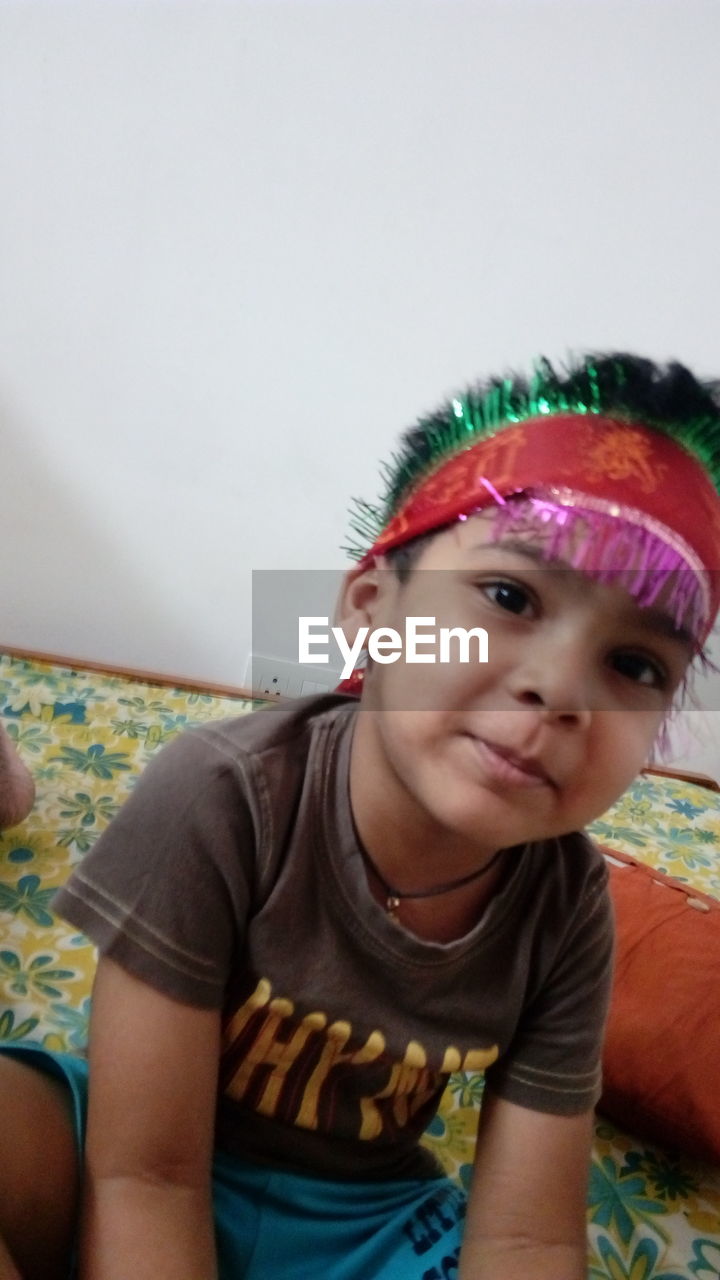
1,1043,466,1280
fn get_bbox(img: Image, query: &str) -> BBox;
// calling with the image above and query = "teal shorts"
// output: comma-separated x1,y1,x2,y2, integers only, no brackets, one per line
1,1043,466,1280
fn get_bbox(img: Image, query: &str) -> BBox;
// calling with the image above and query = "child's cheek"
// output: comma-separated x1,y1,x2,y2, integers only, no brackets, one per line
584,712,665,810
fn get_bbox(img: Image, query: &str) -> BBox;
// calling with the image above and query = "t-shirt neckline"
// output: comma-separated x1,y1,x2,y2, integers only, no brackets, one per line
316,701,539,964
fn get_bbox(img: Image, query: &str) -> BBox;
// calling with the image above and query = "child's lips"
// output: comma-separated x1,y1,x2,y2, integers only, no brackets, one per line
466,735,554,788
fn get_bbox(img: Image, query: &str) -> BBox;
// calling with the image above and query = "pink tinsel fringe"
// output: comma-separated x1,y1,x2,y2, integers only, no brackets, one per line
485,492,708,644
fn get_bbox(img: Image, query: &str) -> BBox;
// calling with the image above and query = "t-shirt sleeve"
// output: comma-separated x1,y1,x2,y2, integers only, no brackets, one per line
53,726,258,1009
484,853,615,1115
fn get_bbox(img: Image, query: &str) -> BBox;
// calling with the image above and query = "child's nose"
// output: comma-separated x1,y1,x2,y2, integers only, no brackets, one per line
506,639,594,725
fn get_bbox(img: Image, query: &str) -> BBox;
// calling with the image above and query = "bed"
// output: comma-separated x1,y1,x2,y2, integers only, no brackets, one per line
1,648,718,1277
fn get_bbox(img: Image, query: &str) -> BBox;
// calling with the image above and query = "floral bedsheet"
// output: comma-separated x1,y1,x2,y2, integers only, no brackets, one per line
1,651,718,1278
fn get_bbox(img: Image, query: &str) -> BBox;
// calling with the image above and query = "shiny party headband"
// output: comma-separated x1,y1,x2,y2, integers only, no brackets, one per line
345,359,720,647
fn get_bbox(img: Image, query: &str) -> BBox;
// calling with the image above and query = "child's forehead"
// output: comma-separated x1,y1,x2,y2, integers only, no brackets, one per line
423,508,576,559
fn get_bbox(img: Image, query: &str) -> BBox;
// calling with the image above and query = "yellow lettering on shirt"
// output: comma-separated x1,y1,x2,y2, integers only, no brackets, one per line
221,978,499,1141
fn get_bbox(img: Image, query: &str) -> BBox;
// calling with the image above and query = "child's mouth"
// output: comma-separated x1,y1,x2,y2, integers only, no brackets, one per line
466,736,553,789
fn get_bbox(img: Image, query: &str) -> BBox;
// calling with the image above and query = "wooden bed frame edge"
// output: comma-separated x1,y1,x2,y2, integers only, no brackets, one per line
0,643,274,704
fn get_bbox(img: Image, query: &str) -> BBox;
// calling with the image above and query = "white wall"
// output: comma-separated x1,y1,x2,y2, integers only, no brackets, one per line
2,0,719,772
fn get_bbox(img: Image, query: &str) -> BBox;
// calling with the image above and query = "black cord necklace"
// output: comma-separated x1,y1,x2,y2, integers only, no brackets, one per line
359,843,507,921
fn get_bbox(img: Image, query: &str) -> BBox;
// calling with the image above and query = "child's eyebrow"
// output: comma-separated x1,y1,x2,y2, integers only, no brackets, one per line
633,607,695,650
468,536,696,649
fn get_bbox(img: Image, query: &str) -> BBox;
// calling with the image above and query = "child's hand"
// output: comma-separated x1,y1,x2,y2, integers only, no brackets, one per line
0,722,35,830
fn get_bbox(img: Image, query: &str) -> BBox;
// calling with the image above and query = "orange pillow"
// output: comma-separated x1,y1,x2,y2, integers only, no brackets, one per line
600,848,720,1164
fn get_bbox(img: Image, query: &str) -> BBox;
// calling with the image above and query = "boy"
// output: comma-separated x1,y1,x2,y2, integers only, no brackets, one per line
0,352,718,1280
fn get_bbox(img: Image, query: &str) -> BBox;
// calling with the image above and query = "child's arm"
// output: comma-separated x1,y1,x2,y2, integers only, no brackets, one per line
79,957,221,1280
458,1090,593,1280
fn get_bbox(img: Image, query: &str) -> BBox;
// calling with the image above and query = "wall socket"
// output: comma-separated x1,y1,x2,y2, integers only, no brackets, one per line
245,653,342,699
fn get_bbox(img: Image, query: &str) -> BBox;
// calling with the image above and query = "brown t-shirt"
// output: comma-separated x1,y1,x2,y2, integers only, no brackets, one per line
54,694,614,1180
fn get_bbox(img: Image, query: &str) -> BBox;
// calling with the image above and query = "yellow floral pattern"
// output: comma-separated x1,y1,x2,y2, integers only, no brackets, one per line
1,651,718,1277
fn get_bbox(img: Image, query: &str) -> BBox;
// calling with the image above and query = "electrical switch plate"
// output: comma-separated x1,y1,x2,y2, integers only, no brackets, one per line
245,654,342,699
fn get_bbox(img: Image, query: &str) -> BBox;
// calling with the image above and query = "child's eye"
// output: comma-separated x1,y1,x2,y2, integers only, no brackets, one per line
611,651,668,689
481,581,536,617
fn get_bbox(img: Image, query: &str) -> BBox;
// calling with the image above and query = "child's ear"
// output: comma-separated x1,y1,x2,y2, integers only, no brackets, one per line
333,556,395,640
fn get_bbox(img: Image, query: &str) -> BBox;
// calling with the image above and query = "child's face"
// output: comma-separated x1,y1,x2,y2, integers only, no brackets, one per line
338,512,694,857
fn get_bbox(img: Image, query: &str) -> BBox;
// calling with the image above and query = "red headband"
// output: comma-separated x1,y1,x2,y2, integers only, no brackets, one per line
362,414,720,637
369,416,720,564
